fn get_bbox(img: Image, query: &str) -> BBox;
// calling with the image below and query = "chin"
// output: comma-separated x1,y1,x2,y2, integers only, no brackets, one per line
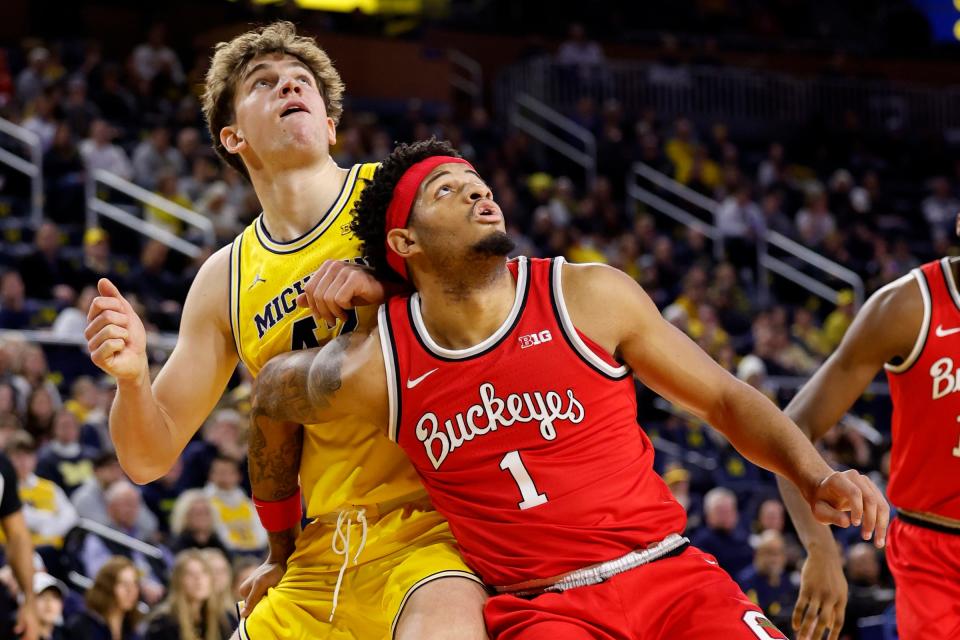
470,230,516,257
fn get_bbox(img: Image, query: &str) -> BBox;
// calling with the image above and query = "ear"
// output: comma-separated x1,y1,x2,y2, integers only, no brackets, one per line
326,117,336,147
220,125,246,155
386,228,420,260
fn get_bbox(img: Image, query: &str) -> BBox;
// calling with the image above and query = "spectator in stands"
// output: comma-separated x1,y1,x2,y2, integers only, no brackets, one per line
33,572,67,640
129,240,184,330
24,387,56,443
178,155,218,203
79,481,167,604
65,556,141,640
51,286,97,339
737,530,796,632
177,409,246,492
144,550,231,640
175,128,202,169
7,430,77,576
842,543,895,638
71,453,158,541
141,458,182,537
72,228,126,293
16,47,51,105
795,184,837,249
759,190,794,237
36,409,97,497
19,222,75,304
716,180,764,266
145,170,192,235
756,142,786,191
79,120,132,180
230,556,258,607
662,463,702,531
198,548,236,628
62,77,99,139
204,456,265,556
196,181,242,243
665,116,697,181
22,92,57,152
0,270,36,330
91,65,136,134
18,346,61,407
690,487,754,577
169,489,228,555
922,176,959,241
132,126,184,190
132,23,184,87
821,289,856,351
64,377,103,428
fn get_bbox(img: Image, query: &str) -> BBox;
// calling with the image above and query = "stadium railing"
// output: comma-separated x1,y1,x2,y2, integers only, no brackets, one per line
509,93,597,186
0,116,43,224
86,169,215,258
628,162,865,309
450,49,483,107
496,57,960,133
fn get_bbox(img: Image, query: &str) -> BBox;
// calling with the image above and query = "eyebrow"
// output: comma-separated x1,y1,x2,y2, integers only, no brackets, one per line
422,168,485,192
242,60,314,85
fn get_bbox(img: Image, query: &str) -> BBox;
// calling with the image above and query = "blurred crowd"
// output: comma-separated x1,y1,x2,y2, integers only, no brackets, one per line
0,18,956,640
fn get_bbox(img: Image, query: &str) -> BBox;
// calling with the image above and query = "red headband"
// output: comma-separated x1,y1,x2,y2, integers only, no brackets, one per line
384,155,474,279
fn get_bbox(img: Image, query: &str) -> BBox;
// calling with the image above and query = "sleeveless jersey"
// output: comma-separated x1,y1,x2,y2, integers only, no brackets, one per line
884,257,960,521
229,162,425,518
378,256,687,585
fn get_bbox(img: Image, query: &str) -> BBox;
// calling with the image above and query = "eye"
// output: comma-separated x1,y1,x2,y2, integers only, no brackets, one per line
253,78,271,89
298,75,311,85
437,185,453,197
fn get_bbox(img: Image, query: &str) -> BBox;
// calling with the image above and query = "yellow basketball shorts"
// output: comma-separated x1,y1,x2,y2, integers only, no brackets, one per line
238,505,481,639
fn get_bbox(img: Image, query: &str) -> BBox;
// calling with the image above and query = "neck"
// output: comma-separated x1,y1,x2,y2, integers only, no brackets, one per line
106,609,124,634
415,260,515,350
249,158,348,241
189,599,203,619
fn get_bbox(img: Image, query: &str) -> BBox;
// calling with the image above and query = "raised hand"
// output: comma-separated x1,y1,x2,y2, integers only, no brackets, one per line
85,278,148,381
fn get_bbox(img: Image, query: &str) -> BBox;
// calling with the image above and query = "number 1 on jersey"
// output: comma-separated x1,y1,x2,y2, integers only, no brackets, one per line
500,450,548,510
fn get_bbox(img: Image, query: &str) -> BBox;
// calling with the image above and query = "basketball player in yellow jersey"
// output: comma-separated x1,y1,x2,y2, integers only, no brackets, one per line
84,22,486,639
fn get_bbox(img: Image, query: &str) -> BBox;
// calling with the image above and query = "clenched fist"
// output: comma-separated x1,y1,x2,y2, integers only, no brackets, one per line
85,278,148,382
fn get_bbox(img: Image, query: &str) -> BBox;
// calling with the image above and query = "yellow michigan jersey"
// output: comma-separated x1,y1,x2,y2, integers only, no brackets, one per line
229,162,479,639
229,162,425,519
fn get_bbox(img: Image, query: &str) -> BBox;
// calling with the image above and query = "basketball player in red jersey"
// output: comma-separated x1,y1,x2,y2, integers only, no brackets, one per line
778,213,960,640
249,139,888,639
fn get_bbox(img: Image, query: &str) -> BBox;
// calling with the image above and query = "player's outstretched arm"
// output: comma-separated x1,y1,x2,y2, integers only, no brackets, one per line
89,246,239,484
562,262,889,538
775,275,920,640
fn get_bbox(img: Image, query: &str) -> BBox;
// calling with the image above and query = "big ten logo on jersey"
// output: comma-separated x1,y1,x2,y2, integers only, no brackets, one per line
518,329,552,349
931,357,960,400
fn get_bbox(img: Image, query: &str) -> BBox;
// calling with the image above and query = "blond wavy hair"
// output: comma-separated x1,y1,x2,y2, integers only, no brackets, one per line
201,21,345,177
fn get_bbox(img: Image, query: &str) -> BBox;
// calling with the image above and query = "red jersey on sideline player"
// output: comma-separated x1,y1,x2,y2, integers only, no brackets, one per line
780,247,960,640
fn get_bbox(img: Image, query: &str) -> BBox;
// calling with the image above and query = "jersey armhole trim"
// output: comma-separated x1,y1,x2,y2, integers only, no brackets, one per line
940,257,960,314
549,257,631,380
884,268,931,374
229,235,244,364
378,305,402,442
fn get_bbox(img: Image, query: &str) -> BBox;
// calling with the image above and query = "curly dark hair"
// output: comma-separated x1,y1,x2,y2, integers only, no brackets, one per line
351,138,461,281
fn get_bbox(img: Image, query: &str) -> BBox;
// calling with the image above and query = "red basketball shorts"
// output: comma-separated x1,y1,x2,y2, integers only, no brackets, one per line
887,517,960,639
484,545,787,639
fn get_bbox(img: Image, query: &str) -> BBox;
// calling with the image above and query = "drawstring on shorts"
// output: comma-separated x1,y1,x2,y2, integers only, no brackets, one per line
329,508,368,621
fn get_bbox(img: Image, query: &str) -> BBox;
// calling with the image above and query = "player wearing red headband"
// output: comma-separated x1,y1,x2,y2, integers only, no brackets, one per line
249,139,889,638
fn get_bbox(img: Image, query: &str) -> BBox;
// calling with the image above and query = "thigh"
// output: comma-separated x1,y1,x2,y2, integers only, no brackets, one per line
616,546,787,640
383,509,485,639
887,519,960,640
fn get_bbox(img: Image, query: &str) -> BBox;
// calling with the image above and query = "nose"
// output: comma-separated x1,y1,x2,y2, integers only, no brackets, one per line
466,182,492,202
279,76,301,96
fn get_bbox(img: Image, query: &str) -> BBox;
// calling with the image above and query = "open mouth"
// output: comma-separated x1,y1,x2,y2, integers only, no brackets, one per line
280,104,309,118
474,201,502,221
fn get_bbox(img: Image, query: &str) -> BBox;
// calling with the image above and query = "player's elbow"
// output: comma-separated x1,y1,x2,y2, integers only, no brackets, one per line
116,451,169,485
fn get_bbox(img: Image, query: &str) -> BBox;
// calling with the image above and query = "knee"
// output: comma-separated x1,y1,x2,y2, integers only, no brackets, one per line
404,617,489,640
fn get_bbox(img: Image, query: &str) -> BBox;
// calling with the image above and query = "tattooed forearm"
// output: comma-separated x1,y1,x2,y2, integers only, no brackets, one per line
252,336,351,425
248,412,303,501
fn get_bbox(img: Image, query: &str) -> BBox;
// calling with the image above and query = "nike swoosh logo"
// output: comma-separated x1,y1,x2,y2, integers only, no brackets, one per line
406,368,439,389
936,324,960,338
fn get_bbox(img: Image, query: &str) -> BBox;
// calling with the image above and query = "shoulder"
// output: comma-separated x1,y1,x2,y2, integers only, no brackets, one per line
180,244,232,324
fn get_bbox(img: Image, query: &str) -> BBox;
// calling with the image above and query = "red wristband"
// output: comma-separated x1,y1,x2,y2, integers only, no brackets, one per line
253,487,302,532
